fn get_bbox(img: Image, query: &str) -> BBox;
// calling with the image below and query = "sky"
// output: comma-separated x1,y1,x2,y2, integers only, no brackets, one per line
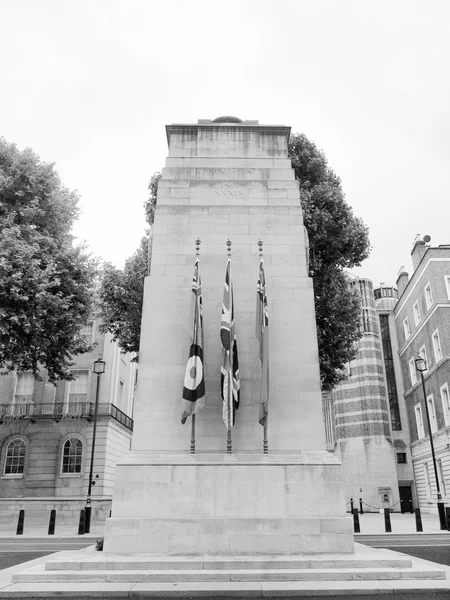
1,0,449,287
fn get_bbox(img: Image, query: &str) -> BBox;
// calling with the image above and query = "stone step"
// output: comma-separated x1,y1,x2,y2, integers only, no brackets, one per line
14,567,446,583
45,556,414,571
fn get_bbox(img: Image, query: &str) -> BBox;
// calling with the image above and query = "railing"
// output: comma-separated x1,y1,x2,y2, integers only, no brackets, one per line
110,403,134,431
0,402,133,431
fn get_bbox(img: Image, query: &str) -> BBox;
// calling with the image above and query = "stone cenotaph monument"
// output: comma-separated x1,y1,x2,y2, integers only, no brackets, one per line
104,117,353,555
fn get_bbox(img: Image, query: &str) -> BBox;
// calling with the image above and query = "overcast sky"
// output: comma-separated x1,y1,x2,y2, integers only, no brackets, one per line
1,0,449,287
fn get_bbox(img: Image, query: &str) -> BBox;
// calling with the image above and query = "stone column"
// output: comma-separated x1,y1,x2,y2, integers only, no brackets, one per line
104,118,353,555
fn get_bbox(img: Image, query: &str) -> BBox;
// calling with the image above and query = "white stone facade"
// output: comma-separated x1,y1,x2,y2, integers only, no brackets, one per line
105,119,353,555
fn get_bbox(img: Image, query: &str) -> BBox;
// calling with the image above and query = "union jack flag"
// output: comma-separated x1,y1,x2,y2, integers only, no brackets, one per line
256,257,269,426
221,258,240,429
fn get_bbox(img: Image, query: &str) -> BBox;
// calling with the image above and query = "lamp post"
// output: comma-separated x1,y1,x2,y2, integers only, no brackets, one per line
85,358,106,534
415,356,447,530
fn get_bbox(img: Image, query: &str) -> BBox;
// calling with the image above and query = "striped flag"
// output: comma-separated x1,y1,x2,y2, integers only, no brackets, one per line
221,258,240,429
256,257,269,426
181,257,205,424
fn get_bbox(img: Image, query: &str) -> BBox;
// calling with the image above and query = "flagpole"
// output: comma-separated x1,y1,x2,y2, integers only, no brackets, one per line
190,238,201,455
226,239,233,454
258,240,269,455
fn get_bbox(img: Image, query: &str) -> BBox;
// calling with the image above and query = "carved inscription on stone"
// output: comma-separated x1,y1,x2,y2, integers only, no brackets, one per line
213,180,244,196
214,189,244,197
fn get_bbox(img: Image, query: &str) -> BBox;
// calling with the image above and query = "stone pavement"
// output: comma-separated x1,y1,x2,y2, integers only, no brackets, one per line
0,512,448,598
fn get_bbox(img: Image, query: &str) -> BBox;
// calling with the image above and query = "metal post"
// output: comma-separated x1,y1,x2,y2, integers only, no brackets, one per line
415,507,423,532
85,368,102,534
384,508,392,533
352,508,360,533
16,510,24,535
420,371,447,530
359,498,364,514
350,498,354,513
48,509,56,535
190,413,196,454
78,509,86,535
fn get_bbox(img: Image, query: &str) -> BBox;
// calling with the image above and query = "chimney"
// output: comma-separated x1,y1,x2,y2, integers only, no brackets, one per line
411,234,427,271
396,266,409,297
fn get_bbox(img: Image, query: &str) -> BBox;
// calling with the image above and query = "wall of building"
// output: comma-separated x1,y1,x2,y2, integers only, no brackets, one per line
393,241,450,514
330,278,401,512
0,319,135,506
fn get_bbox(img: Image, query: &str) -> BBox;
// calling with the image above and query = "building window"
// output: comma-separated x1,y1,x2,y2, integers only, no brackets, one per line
424,463,432,499
403,317,410,340
432,330,443,363
440,382,450,427
379,314,401,430
397,452,407,464
409,357,417,386
4,439,26,476
14,372,34,406
79,321,94,344
413,301,421,326
418,344,427,365
61,438,83,474
437,460,446,496
67,370,90,416
445,275,450,301
415,403,425,439
427,394,438,433
424,283,433,310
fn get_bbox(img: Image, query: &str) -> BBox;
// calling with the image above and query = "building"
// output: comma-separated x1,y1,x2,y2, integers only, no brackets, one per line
327,278,413,513
393,236,450,517
0,318,136,530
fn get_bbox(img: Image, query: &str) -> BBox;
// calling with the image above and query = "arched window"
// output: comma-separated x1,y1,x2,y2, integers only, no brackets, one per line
61,438,83,474
4,438,26,475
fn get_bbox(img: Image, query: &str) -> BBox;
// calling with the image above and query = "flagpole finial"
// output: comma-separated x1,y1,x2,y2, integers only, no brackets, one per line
195,238,201,256
258,239,264,258
226,239,232,258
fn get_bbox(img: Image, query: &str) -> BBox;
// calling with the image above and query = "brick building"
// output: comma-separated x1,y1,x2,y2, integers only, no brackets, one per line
0,319,136,530
393,236,450,517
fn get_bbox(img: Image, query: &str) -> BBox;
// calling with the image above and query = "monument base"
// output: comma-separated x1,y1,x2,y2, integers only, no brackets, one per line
104,452,354,555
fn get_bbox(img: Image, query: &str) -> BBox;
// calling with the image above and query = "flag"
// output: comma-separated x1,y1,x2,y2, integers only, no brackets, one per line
256,257,269,426
181,257,205,424
221,258,240,429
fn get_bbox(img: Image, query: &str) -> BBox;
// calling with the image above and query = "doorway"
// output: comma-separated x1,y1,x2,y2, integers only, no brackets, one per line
399,485,414,513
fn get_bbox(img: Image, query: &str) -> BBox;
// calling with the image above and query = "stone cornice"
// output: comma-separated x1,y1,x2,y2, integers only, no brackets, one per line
166,123,291,146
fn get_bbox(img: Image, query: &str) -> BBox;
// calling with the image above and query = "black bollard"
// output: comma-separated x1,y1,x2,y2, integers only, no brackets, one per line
415,507,423,532
78,509,86,535
16,510,25,535
359,498,364,515
384,508,392,533
350,497,354,513
352,508,360,533
445,507,450,532
48,509,56,535
109,510,112,518
85,506,92,534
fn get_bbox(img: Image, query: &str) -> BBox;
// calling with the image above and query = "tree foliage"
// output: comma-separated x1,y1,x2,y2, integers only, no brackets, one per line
0,138,96,381
97,235,149,357
289,133,371,389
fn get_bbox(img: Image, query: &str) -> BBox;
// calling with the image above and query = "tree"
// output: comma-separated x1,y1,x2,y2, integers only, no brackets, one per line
289,133,370,389
0,138,96,382
97,235,149,357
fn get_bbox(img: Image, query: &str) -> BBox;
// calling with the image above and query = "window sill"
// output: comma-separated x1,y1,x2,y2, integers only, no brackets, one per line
59,473,82,478
1,475,24,480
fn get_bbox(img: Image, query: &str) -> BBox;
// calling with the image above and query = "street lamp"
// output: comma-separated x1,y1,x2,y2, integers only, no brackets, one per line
415,356,447,530
85,358,106,534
